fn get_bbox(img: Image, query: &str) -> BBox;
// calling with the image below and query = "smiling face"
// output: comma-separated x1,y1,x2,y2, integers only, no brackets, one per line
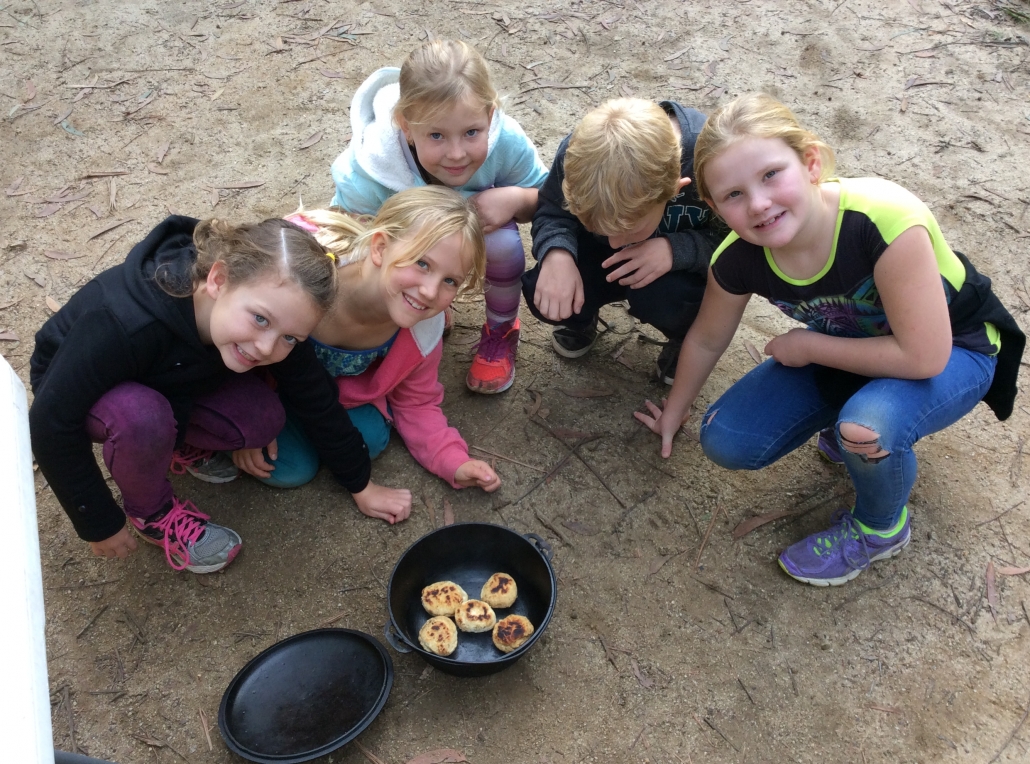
399,98,492,188
200,263,323,372
372,230,470,328
704,136,823,251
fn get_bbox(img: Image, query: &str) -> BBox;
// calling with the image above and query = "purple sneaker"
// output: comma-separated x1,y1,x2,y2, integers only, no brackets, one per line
778,507,910,587
817,427,844,465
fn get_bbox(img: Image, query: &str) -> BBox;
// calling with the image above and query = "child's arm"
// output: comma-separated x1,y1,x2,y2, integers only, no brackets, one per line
473,186,539,231
635,273,751,457
387,341,495,489
270,343,412,523
530,138,588,321
29,310,148,545
764,226,952,379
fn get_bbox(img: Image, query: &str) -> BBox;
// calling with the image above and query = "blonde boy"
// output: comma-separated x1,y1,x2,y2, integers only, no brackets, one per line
522,99,723,382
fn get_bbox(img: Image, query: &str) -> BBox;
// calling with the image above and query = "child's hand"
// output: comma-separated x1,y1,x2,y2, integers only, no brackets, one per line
602,238,673,289
89,526,138,560
634,397,689,458
764,328,812,367
472,187,534,232
454,459,502,492
352,481,412,525
535,249,585,321
232,440,277,479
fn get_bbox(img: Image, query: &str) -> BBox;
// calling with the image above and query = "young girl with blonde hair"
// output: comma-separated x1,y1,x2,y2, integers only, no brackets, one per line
30,214,408,573
330,38,548,394
636,92,1024,587
239,186,501,502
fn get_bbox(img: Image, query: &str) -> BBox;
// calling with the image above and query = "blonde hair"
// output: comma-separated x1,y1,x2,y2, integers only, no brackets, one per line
694,92,836,203
157,218,337,311
562,99,682,236
293,186,486,296
394,39,499,126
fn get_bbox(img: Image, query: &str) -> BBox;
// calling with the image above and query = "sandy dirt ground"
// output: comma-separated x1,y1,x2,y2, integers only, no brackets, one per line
3,0,1030,762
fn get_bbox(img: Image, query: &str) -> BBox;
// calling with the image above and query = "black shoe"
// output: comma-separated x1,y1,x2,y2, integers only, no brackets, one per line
655,338,682,385
551,314,603,359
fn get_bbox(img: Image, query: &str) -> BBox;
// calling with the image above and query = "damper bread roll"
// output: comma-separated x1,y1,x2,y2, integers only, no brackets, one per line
492,615,534,653
454,599,497,633
481,573,517,608
421,581,468,616
419,616,458,656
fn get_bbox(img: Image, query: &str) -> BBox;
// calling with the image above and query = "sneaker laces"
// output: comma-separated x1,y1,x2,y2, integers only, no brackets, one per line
815,509,873,573
148,498,210,571
169,445,215,475
472,321,516,362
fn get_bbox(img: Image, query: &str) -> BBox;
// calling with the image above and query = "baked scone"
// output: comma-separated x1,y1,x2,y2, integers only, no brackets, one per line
481,573,517,609
418,616,458,656
421,581,469,616
454,599,497,633
492,615,534,653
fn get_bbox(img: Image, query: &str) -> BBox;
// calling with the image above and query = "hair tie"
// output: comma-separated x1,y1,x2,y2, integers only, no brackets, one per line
325,250,336,262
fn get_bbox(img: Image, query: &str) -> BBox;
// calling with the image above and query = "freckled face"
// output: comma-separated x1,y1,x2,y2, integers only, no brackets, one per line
705,136,822,251
202,265,322,372
373,231,470,328
400,99,493,188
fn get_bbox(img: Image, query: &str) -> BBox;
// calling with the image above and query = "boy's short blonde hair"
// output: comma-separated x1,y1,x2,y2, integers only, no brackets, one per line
694,92,836,203
562,99,682,236
394,39,499,127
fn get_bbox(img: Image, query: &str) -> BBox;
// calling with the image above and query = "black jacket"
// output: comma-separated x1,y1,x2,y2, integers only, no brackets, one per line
30,216,371,541
531,101,725,276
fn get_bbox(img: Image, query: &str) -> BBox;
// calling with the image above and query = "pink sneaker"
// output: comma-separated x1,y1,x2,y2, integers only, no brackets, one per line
130,497,242,573
466,318,520,394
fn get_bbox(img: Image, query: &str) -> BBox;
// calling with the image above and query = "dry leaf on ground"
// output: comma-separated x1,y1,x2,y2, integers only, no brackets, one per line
732,509,795,539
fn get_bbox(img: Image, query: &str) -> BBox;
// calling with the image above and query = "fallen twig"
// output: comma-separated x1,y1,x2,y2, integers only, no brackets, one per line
988,690,1030,763
76,603,108,639
908,596,976,635
534,507,574,547
695,504,725,571
703,717,739,752
469,444,547,473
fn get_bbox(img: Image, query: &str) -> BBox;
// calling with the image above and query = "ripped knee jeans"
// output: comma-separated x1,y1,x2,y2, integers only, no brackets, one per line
699,349,997,530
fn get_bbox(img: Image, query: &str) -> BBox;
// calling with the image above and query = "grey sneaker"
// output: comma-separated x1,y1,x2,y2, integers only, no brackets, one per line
655,338,682,386
130,497,242,573
551,314,603,359
170,447,240,484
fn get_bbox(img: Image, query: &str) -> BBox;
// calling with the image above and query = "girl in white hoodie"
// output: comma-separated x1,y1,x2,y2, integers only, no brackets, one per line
330,39,548,395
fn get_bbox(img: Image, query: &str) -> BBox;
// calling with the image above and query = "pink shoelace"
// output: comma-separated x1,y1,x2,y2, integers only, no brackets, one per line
148,498,209,571
169,445,214,475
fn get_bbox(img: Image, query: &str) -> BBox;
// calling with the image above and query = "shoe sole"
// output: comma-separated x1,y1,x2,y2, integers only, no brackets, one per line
551,334,596,359
466,375,515,394
778,530,911,587
130,522,241,574
185,466,240,484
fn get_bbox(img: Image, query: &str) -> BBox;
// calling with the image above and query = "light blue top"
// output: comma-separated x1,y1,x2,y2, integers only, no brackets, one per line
330,67,548,213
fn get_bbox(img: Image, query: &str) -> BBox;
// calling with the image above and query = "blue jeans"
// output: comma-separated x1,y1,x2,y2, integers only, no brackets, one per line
699,348,997,530
259,404,391,488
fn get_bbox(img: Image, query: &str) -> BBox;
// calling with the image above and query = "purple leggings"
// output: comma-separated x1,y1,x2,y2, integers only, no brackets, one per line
483,220,526,327
85,374,285,519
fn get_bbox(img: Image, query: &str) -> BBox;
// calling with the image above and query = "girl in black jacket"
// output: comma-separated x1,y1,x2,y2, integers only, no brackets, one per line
30,215,410,573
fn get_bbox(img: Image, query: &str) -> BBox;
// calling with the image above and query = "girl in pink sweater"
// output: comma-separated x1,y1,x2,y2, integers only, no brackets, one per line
233,187,501,523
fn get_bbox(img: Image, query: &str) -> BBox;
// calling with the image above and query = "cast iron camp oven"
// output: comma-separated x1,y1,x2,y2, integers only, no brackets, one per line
384,522,556,677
